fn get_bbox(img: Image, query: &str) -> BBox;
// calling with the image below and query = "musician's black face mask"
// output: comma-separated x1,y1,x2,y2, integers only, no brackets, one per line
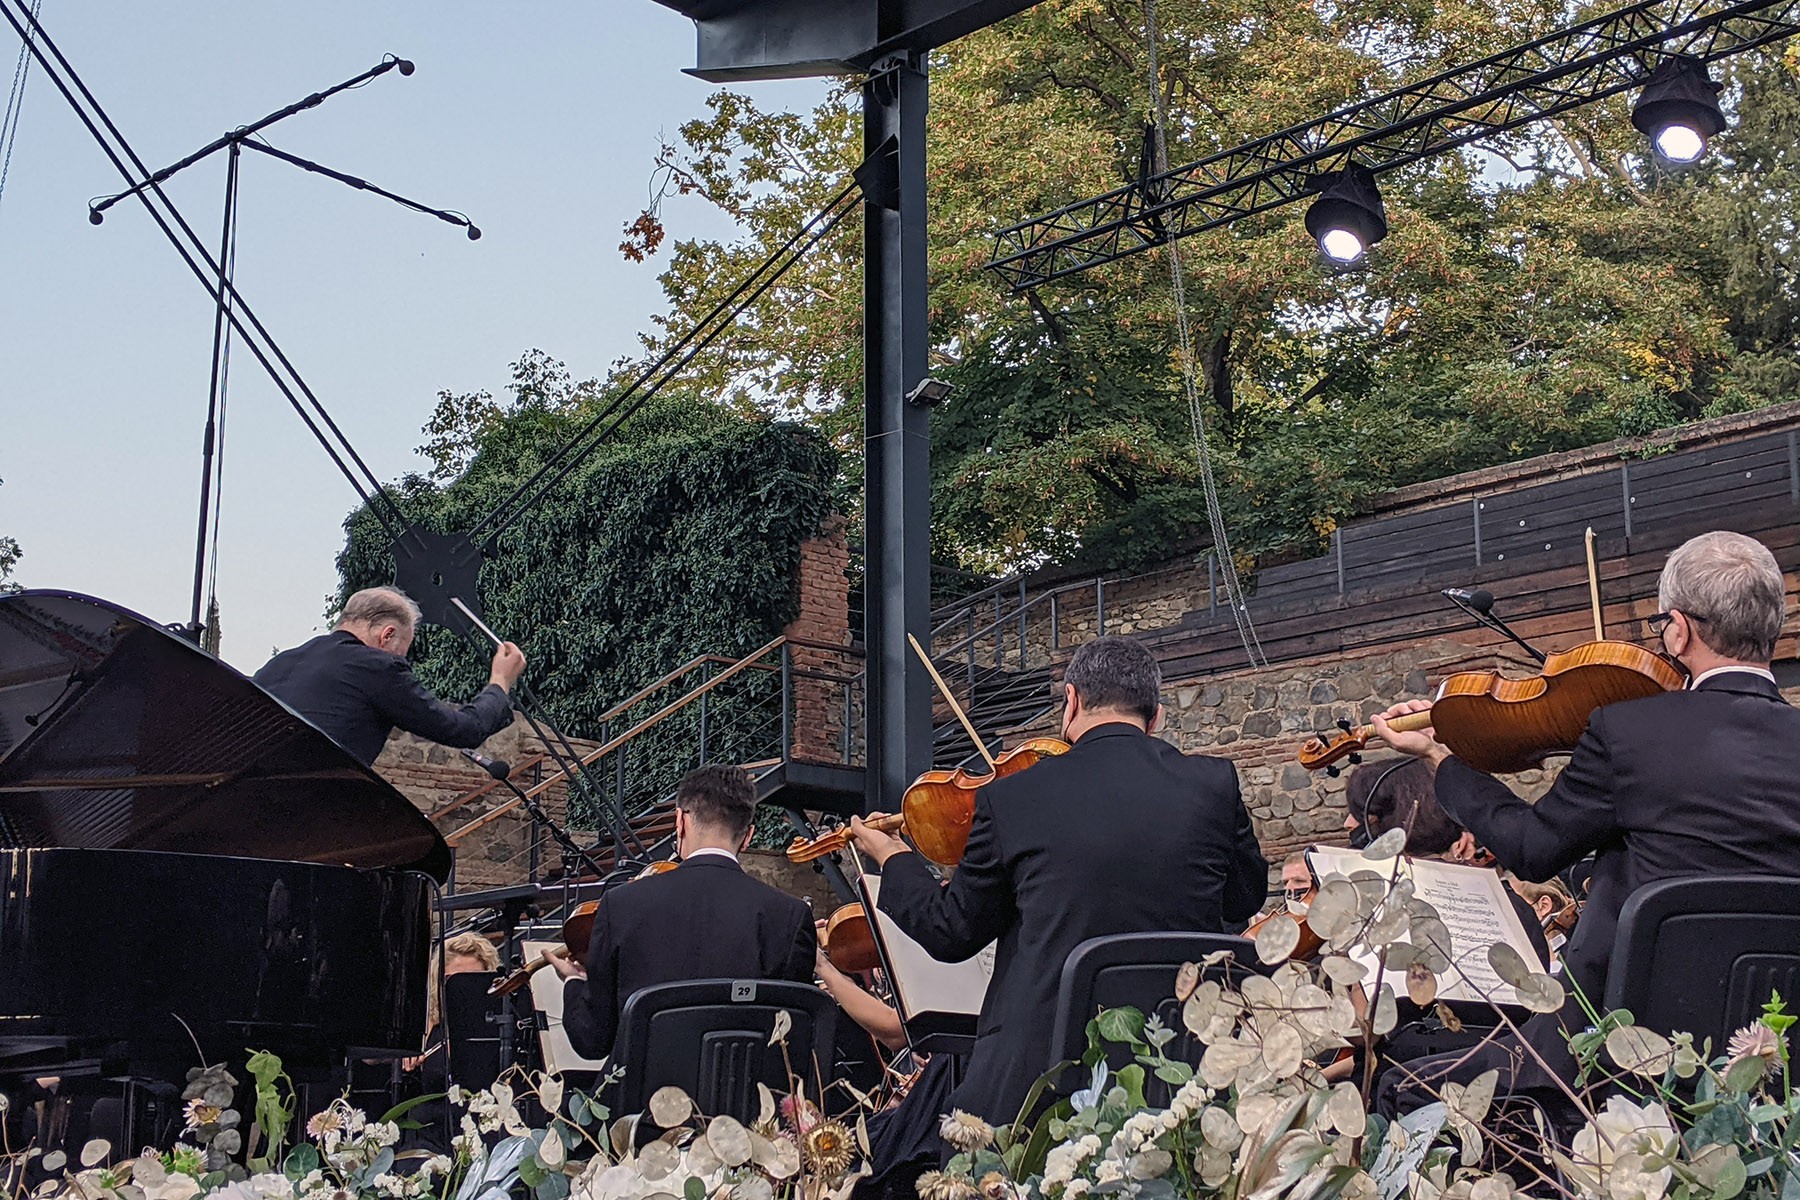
1346,822,1372,850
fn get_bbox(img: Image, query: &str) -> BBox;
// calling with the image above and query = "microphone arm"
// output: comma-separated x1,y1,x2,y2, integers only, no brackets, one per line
1442,589,1547,664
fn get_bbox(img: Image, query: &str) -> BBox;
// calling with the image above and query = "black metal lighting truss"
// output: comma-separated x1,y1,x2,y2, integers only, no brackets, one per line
988,0,1800,291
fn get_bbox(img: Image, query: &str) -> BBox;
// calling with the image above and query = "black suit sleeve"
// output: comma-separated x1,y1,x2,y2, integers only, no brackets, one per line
372,656,513,749
777,903,818,984
877,790,1014,962
564,897,621,1060
1435,714,1622,883
1219,765,1269,924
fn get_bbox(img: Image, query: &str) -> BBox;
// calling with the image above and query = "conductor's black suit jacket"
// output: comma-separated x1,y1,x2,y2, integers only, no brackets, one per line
877,722,1269,1126
1435,670,1800,1083
254,630,513,765
561,854,817,1061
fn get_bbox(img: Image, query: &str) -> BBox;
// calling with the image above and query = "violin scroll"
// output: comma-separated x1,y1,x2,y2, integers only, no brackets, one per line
1298,711,1434,775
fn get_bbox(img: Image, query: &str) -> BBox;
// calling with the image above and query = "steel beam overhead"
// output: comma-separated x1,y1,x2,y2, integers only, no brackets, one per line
988,0,1800,291
653,0,1049,81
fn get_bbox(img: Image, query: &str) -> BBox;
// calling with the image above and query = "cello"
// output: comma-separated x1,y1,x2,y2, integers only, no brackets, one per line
785,634,1068,866
488,860,678,997
1300,536,1681,774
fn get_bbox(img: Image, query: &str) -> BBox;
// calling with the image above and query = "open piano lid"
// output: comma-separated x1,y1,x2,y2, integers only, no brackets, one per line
0,591,451,882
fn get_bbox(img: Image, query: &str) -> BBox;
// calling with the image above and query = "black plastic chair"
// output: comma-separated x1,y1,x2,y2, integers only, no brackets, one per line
610,979,838,1124
1604,876,1800,1052
1050,932,1267,1104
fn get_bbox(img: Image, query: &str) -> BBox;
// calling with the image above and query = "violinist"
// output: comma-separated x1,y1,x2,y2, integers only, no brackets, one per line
1278,853,1316,914
1371,530,1800,1111
850,634,1267,1129
550,765,815,1060
1502,874,1576,974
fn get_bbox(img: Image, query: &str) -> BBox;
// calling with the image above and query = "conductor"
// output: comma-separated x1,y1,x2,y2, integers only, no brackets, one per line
255,586,524,765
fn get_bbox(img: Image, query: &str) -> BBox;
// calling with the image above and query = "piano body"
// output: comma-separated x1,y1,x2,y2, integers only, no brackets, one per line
0,590,452,1085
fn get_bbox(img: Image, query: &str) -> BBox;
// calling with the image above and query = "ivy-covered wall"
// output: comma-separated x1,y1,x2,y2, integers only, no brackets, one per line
335,398,840,738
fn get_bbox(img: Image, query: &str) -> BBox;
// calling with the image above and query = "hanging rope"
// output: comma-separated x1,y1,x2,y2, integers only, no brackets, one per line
1142,0,1267,669
0,0,41,215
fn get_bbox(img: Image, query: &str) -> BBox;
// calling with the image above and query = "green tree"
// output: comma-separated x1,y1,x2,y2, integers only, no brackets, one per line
628,0,1798,570
337,356,839,736
0,477,21,593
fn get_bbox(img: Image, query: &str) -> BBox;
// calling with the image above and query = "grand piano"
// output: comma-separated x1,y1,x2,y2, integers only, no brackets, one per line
0,590,451,1088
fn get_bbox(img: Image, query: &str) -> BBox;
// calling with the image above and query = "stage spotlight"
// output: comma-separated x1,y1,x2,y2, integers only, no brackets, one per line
904,377,954,407
1304,163,1387,265
1632,55,1726,164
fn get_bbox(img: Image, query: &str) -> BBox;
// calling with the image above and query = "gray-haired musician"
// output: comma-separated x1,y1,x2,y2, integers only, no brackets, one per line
254,586,523,765
1371,529,1800,1110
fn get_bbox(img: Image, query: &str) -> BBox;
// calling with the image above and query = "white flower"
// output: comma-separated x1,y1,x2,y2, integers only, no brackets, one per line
1725,1023,1782,1079
1094,1160,1124,1186
211,1174,298,1200
1063,1181,1091,1200
1564,1097,1680,1200
940,1110,997,1153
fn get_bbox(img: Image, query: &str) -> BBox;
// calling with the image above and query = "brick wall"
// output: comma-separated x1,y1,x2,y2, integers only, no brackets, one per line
784,516,858,765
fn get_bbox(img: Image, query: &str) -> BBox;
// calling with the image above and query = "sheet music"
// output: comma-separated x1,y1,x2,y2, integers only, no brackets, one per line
524,939,609,1074
861,875,993,1021
1306,848,1546,1007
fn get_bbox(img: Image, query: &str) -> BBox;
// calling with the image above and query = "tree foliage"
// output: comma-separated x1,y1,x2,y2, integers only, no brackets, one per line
337,355,838,736
629,0,1800,572
0,477,21,593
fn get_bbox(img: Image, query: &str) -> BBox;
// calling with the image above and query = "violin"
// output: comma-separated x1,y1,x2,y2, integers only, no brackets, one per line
786,736,1070,865
817,902,881,973
489,859,678,997
1243,909,1325,963
1298,639,1681,776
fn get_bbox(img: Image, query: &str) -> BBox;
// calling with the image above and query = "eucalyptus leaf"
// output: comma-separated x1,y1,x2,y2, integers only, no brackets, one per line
1364,827,1407,860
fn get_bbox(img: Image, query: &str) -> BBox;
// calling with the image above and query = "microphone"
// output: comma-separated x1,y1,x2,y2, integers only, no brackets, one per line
1441,587,1495,613
460,749,511,780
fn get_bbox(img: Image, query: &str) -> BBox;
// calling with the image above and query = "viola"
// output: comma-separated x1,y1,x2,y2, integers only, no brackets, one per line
785,736,1070,866
817,902,881,973
1298,639,1682,775
489,859,678,997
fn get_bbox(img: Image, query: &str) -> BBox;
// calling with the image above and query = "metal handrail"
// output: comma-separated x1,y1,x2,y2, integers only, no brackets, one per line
445,638,866,847
446,636,788,845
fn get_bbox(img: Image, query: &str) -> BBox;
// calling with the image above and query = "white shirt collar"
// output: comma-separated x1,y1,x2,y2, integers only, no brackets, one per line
682,846,740,864
1689,664,1777,689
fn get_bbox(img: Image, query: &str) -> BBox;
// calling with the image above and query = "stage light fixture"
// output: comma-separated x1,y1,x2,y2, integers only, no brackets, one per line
1304,163,1388,265
1631,55,1726,164
905,377,954,407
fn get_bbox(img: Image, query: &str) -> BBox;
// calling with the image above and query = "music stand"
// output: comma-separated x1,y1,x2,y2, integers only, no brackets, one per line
853,848,987,1057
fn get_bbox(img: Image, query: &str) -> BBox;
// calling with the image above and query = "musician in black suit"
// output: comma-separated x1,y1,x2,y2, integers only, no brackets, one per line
1371,530,1800,1110
254,587,523,766
851,634,1268,1128
551,765,816,1061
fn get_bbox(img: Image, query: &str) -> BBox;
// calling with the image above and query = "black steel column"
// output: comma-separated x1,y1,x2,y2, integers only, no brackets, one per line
863,55,932,811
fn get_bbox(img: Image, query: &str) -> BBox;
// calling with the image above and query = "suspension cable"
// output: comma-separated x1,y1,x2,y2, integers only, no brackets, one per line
0,0,39,215
1142,0,1267,668
0,0,411,541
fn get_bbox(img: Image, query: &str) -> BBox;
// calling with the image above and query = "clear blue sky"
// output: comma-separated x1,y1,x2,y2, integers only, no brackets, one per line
0,2,827,671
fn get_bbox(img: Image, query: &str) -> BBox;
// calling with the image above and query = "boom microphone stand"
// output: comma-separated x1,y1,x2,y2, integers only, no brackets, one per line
85,53,479,645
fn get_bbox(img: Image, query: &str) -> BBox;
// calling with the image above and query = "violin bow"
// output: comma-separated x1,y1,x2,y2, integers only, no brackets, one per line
906,632,999,771
1584,527,1604,641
